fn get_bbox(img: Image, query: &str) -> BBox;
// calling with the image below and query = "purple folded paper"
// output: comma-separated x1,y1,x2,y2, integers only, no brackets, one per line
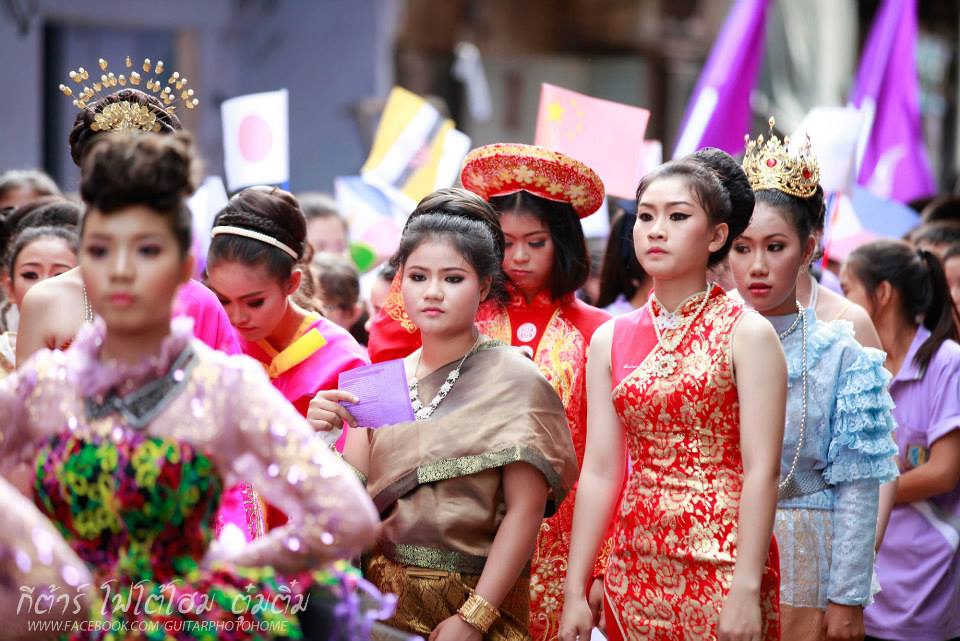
338,359,415,428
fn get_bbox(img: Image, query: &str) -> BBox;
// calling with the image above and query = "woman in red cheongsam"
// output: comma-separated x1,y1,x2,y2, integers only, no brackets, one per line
561,149,785,641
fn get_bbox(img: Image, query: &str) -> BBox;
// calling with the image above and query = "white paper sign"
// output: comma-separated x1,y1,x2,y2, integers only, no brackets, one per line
792,107,865,194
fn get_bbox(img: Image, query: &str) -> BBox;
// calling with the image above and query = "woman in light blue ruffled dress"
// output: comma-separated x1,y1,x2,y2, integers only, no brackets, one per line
725,136,899,641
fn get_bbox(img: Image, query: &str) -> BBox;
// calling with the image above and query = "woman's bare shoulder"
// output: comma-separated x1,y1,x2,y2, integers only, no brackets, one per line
815,285,881,349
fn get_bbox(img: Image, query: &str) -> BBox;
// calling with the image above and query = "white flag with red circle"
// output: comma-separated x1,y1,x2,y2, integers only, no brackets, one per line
221,89,289,192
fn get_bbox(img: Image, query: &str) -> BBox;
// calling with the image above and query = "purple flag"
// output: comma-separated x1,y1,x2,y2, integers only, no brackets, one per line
672,0,770,159
851,0,935,203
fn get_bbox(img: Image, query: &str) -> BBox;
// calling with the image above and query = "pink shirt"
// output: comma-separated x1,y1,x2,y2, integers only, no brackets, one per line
174,280,240,355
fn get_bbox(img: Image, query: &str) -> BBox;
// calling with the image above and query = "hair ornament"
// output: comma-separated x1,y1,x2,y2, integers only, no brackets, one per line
743,117,820,199
211,225,300,260
58,56,199,133
460,143,605,218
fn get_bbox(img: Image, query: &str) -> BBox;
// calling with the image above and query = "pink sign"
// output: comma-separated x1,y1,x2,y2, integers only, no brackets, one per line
534,83,651,199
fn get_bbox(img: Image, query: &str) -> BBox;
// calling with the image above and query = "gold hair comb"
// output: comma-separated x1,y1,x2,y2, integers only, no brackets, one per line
58,56,199,132
743,117,820,198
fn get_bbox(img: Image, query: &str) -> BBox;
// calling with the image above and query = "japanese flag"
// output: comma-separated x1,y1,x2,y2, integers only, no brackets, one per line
221,89,289,192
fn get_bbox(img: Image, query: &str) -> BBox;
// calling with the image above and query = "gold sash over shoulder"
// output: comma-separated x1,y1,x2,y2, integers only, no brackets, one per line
366,342,578,574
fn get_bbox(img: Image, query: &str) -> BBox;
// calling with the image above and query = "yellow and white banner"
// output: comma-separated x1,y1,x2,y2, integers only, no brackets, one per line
361,87,471,213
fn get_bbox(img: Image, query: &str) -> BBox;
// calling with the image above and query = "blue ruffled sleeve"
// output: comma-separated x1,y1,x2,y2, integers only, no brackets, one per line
825,345,899,485
823,343,898,605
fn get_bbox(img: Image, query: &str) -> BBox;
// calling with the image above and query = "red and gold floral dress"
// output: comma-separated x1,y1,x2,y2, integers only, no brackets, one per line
368,282,610,641
605,287,779,641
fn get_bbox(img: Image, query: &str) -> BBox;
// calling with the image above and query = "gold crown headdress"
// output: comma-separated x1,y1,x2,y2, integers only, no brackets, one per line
58,56,199,133
743,117,820,198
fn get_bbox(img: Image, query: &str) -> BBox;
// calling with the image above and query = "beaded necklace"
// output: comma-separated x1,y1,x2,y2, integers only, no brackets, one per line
81,286,94,322
408,334,481,421
777,301,807,495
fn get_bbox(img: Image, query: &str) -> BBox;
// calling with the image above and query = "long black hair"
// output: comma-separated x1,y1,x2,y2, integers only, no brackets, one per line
597,209,646,308
847,240,960,375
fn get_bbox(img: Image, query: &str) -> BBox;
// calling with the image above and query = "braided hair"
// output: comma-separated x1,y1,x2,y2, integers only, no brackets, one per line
393,187,507,303
208,186,307,284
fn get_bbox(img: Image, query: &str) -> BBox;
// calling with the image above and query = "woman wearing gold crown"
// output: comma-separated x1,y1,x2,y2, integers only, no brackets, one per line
560,148,785,641
727,124,898,641
365,144,612,640
0,129,382,641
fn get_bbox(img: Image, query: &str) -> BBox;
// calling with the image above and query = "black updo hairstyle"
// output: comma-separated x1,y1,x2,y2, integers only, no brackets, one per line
0,197,79,259
393,187,507,304
6,198,81,233
752,184,825,246
208,186,307,285
68,89,182,167
80,130,198,255
847,240,960,375
635,149,753,266
487,191,589,299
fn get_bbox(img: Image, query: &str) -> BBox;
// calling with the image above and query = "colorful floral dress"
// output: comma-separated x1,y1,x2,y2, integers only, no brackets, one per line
0,318,383,640
605,287,780,640
475,289,609,641
369,281,610,640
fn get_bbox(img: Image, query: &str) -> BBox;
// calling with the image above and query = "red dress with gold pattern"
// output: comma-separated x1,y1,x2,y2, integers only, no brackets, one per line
605,287,779,641
368,281,610,641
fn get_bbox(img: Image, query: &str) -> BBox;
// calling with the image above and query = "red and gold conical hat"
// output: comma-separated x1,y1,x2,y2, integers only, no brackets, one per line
460,143,605,218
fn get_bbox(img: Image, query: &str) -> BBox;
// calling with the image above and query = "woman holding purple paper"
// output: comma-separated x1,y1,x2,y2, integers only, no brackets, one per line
319,187,579,640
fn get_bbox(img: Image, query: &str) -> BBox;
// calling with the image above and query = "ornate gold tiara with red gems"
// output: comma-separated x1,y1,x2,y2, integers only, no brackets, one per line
743,117,820,198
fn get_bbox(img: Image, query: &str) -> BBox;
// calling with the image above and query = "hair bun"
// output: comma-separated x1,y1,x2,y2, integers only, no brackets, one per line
80,130,199,214
690,147,755,240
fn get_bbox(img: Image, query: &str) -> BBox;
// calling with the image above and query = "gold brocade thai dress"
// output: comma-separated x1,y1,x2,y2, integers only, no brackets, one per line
363,342,579,640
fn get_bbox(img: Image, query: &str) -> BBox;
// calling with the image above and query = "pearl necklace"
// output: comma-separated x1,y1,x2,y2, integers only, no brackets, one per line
409,335,481,421
777,303,802,339
649,285,713,378
82,286,94,322
778,302,807,495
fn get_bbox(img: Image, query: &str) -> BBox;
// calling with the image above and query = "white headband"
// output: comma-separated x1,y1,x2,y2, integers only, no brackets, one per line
210,225,300,260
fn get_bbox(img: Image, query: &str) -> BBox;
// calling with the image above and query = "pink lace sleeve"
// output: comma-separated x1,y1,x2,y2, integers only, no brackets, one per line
212,358,378,574
0,477,93,638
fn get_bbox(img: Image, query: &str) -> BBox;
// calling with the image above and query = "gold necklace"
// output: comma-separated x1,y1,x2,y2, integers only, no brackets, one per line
649,284,713,378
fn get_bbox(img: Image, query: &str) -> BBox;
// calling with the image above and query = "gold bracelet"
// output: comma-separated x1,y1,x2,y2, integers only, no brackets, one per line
457,592,500,634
